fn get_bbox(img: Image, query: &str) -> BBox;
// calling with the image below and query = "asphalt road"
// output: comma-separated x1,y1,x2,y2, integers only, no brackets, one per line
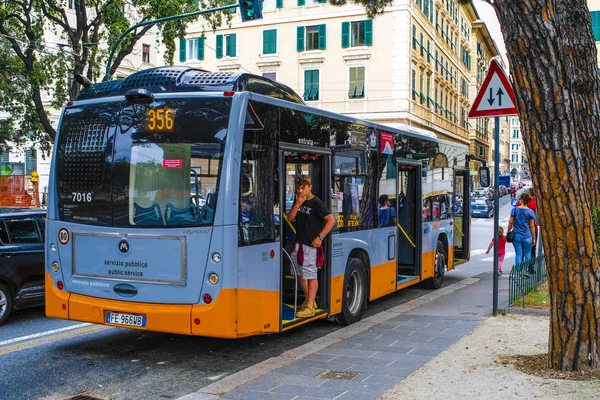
0,191,517,400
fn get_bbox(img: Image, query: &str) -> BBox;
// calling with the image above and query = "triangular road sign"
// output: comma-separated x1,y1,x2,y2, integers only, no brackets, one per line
469,59,518,118
245,103,264,130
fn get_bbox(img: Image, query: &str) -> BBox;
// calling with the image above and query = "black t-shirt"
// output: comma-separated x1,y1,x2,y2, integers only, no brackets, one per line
296,196,331,246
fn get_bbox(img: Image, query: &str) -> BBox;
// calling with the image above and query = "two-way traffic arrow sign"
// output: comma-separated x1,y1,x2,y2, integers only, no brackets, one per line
469,59,518,118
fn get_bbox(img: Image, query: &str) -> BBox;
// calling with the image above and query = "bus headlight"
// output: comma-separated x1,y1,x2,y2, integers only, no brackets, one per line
212,252,222,263
50,243,57,253
51,261,60,272
209,273,219,285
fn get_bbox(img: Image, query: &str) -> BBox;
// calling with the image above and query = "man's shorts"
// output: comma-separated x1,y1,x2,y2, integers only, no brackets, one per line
291,243,318,280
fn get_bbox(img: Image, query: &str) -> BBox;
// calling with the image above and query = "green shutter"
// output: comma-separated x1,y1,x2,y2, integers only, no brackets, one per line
364,19,373,46
228,34,237,57
276,0,283,8
197,37,204,60
263,29,276,54
341,21,350,48
298,0,305,5
179,38,186,62
297,26,305,51
216,35,223,59
318,24,326,50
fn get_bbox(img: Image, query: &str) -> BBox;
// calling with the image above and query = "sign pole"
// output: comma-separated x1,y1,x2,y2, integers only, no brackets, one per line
492,117,500,317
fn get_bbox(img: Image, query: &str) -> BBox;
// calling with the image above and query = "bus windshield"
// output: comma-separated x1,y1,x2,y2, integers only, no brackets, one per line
55,96,231,227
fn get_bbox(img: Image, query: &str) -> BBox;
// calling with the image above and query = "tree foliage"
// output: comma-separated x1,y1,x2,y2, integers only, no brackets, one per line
0,0,234,152
329,0,392,18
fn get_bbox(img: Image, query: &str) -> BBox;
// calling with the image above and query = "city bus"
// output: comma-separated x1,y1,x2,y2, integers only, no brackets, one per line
45,66,474,337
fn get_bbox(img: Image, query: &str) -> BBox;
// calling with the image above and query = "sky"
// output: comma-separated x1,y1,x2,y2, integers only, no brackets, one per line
472,0,509,68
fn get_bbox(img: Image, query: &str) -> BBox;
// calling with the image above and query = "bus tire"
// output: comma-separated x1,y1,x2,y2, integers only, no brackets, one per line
426,240,446,289
0,283,13,326
335,257,367,326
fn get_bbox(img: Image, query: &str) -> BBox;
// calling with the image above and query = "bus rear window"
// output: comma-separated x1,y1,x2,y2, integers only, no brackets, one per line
56,97,231,227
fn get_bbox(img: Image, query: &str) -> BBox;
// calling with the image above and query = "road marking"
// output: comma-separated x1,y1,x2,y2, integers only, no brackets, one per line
0,323,91,346
0,324,109,356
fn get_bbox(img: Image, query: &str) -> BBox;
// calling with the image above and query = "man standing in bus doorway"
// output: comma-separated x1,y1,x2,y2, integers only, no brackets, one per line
288,175,336,318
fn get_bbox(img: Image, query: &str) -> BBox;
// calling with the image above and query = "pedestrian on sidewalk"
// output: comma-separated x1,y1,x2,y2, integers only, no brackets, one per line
507,192,536,271
287,175,336,318
516,189,538,258
485,226,506,275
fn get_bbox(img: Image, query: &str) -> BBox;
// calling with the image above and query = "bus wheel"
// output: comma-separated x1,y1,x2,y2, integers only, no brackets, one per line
335,258,367,326
426,240,446,289
0,283,13,326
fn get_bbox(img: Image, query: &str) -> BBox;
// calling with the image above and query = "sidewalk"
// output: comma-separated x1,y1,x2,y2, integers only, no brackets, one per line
178,266,599,400
179,269,516,400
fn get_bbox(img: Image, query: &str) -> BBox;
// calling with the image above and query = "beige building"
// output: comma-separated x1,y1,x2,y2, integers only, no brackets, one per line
176,0,500,172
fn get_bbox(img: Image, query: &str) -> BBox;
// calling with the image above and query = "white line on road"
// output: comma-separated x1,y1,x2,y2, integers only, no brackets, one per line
0,323,91,347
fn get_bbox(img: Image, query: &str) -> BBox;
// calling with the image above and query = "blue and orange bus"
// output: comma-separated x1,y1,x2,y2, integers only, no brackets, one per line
45,66,473,337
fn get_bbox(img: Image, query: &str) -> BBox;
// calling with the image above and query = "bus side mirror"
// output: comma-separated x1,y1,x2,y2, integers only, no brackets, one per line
479,166,491,187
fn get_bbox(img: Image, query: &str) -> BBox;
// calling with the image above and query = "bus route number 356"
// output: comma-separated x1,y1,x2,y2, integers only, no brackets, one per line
72,192,92,202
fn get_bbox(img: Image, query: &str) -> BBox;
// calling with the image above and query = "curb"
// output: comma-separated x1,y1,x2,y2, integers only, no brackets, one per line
183,277,482,399
503,306,550,316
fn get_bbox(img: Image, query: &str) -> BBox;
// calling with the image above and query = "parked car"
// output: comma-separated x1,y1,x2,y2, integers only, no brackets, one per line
0,207,46,325
470,199,494,218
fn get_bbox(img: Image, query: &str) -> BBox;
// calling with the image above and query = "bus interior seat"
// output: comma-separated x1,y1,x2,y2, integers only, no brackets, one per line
200,193,217,223
165,203,199,225
134,203,164,225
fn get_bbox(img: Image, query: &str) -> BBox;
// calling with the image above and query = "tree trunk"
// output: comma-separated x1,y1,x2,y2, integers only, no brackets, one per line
492,0,600,370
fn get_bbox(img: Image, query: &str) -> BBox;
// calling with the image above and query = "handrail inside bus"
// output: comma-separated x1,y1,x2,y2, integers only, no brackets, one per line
281,248,299,318
282,214,296,235
397,223,416,248
454,222,465,237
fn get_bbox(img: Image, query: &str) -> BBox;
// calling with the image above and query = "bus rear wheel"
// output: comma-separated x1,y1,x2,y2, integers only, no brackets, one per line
335,258,367,326
426,240,446,289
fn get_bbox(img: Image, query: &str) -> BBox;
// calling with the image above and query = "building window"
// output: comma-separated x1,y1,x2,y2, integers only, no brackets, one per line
513,129,519,139
68,0,76,9
411,68,417,101
262,72,277,81
142,44,150,63
303,69,319,101
342,20,373,48
297,24,326,51
348,66,365,99
263,29,277,54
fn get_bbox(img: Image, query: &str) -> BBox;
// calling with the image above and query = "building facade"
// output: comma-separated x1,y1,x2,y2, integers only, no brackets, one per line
177,0,501,182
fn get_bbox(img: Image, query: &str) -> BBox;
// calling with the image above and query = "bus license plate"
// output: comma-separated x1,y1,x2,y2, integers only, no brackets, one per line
106,312,146,327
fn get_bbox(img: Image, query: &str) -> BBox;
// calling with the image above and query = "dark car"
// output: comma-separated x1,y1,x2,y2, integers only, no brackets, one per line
470,199,494,218
0,207,46,325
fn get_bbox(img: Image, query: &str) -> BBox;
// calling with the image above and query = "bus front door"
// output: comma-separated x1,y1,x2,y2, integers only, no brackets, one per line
453,170,470,263
279,149,331,327
396,163,421,281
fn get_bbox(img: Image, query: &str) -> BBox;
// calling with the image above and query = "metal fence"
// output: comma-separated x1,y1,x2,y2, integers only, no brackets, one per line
508,253,547,307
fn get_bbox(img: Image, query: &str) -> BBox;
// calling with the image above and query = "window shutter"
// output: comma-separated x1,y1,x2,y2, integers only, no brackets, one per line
364,19,373,46
276,0,283,8
263,30,268,54
318,24,326,50
179,38,186,62
297,26,305,51
229,34,237,57
263,30,276,54
197,37,204,60
298,0,305,5
216,35,223,59
341,22,350,48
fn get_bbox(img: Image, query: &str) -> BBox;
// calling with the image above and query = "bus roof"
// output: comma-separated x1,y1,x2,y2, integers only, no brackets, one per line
77,66,305,105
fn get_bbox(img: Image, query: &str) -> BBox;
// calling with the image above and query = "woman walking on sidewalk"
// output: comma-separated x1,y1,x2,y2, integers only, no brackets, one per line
507,193,536,268
486,226,506,275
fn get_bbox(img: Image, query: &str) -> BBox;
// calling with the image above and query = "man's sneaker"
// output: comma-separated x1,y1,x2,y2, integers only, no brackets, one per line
297,300,307,311
297,300,318,311
296,306,315,318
